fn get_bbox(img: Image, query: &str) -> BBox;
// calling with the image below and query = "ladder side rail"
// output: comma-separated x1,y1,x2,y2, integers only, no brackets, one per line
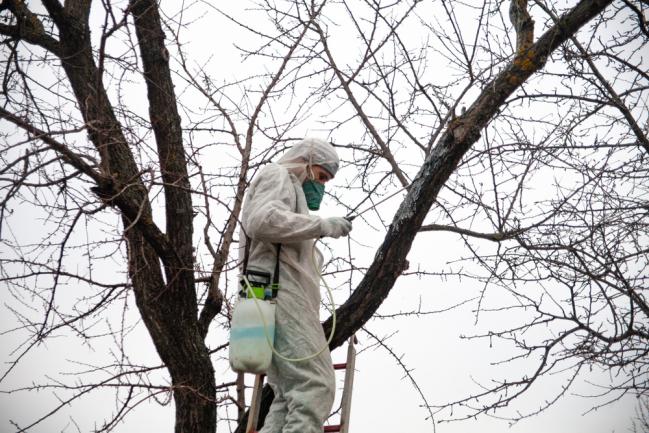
339,336,357,433
246,374,265,433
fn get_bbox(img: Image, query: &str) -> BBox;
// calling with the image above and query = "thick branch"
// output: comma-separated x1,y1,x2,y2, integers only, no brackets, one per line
0,108,100,181
419,223,523,242
324,0,615,349
129,0,194,274
0,2,61,55
509,0,535,53
63,0,91,22
242,1,615,431
0,107,177,266
39,0,65,26
128,2,217,432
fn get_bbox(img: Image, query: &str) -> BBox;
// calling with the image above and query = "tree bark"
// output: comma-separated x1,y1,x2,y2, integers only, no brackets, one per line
35,1,217,431
128,1,217,431
324,0,613,354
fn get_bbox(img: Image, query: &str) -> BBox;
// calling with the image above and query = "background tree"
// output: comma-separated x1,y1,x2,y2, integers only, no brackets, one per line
0,0,646,432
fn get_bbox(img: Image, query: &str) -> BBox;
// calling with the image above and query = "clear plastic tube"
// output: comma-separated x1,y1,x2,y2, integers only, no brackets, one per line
240,240,336,363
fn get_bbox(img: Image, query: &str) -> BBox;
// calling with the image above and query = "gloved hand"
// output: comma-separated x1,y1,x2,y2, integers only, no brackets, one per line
321,217,353,239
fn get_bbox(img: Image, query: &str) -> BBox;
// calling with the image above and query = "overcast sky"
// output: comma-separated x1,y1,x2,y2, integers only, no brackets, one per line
0,1,644,432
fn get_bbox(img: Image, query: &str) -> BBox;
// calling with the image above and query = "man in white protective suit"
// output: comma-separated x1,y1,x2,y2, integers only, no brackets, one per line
240,137,353,433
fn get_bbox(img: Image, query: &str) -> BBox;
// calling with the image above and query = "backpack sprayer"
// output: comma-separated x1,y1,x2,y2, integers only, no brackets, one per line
229,185,409,374
229,242,337,373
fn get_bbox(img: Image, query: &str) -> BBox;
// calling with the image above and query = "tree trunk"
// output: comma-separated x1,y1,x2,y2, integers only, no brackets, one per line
45,1,218,431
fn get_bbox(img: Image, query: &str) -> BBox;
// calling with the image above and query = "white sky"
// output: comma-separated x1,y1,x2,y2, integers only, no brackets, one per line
0,1,644,433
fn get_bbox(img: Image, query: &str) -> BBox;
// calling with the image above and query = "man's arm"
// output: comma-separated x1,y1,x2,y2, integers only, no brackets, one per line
243,164,324,243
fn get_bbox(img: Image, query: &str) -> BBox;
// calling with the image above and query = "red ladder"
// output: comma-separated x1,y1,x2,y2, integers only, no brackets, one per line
245,336,357,433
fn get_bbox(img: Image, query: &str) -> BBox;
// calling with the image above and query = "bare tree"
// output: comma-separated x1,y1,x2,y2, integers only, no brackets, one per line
0,0,645,432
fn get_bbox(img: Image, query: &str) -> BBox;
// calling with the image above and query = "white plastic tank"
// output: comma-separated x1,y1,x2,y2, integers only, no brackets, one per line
229,298,276,374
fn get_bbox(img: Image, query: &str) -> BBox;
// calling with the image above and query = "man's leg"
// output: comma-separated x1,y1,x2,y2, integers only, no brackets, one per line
258,382,288,433
277,339,335,433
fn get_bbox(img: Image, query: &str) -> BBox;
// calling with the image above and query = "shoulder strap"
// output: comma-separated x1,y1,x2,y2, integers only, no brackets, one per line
273,244,281,285
242,235,281,286
242,235,251,273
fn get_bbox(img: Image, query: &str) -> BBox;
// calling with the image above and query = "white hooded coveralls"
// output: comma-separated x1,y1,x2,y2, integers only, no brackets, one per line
240,138,344,433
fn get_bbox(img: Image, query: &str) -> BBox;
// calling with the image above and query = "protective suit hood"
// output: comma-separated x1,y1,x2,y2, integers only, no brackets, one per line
277,137,340,181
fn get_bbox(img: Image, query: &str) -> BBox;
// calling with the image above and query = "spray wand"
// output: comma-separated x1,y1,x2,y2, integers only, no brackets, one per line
344,185,409,221
241,185,409,363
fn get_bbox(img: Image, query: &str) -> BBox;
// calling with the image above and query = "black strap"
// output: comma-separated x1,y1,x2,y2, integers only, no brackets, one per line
273,244,281,285
242,235,251,274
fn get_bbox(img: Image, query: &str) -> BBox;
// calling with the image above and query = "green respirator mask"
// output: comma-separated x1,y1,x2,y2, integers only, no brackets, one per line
302,179,325,211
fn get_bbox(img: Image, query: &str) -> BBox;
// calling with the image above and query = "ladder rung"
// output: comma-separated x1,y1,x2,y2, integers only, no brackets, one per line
333,362,347,370
324,425,341,432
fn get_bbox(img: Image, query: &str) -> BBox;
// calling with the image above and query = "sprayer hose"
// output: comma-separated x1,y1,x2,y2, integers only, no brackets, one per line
241,239,336,363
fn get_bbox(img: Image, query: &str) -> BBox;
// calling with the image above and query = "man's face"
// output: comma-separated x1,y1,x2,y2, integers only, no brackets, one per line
309,165,333,184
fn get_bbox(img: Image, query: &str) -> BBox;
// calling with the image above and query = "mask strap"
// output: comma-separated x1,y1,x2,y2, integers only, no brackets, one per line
307,142,315,180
